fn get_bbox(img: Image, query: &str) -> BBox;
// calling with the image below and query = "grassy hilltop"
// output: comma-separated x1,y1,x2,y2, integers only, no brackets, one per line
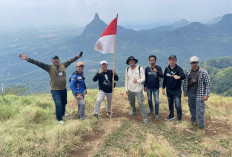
0,88,232,157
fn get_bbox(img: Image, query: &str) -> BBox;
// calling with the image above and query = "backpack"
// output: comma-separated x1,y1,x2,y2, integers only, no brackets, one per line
127,66,141,77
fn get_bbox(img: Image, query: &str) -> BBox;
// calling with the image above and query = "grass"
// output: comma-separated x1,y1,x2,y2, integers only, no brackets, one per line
0,91,98,157
0,88,232,157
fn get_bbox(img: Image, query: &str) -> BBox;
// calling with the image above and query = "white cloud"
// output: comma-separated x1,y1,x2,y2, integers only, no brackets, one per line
0,0,231,30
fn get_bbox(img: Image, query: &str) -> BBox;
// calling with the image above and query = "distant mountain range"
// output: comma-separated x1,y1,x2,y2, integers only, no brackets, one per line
1,13,232,92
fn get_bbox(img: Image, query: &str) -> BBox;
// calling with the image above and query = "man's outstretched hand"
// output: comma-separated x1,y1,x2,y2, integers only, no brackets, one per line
77,51,83,59
19,53,28,60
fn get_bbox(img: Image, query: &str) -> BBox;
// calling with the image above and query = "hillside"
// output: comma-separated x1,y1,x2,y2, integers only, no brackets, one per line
0,88,232,156
201,56,232,96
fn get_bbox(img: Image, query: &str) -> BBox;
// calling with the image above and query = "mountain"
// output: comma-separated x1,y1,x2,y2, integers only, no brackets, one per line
172,19,190,28
1,13,232,92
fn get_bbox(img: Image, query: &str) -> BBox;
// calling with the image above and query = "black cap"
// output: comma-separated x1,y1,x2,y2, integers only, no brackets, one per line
52,56,59,60
168,55,177,60
126,56,138,65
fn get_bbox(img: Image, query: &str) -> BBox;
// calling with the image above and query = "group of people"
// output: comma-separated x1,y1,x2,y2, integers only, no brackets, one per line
19,52,211,129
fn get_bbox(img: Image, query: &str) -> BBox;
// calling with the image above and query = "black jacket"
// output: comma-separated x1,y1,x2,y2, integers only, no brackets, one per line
93,70,119,93
163,65,185,90
144,65,163,89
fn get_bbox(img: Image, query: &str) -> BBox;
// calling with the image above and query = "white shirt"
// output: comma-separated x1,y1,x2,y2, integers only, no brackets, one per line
125,65,145,92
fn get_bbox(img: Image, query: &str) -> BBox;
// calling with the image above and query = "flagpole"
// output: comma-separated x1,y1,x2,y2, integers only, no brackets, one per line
110,32,116,119
110,14,118,119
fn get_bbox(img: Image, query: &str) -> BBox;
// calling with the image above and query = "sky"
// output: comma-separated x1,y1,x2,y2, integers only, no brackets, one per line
0,0,232,30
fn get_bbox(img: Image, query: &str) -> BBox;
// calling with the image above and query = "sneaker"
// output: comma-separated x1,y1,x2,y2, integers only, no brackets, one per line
147,111,153,115
63,114,70,117
165,116,175,121
155,115,160,121
129,111,137,116
199,126,205,129
59,120,64,124
143,119,149,124
107,112,113,117
94,114,99,118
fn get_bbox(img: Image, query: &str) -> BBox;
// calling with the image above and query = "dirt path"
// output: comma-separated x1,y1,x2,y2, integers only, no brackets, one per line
68,93,232,157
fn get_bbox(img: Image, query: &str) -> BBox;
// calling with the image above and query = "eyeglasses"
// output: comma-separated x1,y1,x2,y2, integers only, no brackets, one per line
77,65,84,67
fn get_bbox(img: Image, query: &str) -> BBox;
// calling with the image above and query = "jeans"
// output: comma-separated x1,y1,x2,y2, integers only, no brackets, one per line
128,90,147,120
147,88,159,115
51,89,67,121
166,89,182,120
94,90,112,115
188,93,205,128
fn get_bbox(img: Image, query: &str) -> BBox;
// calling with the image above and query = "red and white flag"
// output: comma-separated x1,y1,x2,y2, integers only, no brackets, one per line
94,15,118,54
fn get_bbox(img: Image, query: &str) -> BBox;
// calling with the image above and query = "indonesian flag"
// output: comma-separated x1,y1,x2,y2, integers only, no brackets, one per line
94,15,118,54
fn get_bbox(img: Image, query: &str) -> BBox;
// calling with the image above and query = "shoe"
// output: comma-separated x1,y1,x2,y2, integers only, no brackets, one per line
155,115,160,121
63,114,70,117
165,116,175,121
59,120,64,124
143,119,149,124
199,126,205,129
129,111,137,116
147,111,153,115
191,121,197,126
107,112,113,117
94,114,99,118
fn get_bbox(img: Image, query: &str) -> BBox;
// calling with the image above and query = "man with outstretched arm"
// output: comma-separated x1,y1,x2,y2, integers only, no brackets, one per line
19,51,83,124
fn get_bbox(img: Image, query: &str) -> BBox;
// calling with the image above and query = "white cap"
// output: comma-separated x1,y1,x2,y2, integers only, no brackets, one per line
100,60,108,65
190,56,199,63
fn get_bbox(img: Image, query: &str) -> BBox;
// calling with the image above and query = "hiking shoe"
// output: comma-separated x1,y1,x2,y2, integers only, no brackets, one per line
59,120,64,124
165,116,175,121
107,112,113,117
129,111,137,116
143,119,149,124
94,114,99,118
155,115,160,121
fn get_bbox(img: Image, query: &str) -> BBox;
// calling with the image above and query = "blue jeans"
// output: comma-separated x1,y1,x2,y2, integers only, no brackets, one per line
147,88,159,115
166,89,182,120
188,93,205,128
51,89,67,121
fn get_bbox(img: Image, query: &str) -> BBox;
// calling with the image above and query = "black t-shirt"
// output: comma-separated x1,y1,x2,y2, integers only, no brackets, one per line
188,69,199,94
93,70,119,93
144,65,163,89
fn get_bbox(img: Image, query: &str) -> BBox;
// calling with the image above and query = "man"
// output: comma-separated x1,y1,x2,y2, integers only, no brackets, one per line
144,55,163,120
183,56,211,129
19,51,83,123
70,61,87,120
93,60,119,118
162,55,185,121
125,56,148,123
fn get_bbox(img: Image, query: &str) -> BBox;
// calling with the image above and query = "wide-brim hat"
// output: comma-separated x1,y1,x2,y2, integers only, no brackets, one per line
126,56,138,65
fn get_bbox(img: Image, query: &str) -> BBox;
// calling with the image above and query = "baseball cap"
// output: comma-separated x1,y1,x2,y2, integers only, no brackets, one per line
168,55,177,60
190,56,199,63
100,60,108,65
76,61,84,67
52,56,59,60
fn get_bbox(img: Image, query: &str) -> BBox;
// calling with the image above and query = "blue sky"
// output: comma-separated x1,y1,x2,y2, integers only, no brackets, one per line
0,0,232,30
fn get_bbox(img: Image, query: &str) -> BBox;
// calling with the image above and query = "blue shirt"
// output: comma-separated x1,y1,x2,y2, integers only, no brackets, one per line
70,71,86,95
